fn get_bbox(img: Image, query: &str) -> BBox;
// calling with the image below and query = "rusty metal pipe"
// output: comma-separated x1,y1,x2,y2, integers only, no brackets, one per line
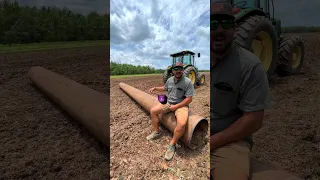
119,82,208,150
250,157,302,180
27,66,109,146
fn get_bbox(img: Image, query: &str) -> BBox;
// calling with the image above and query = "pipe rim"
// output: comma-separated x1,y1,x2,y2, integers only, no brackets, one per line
187,117,208,150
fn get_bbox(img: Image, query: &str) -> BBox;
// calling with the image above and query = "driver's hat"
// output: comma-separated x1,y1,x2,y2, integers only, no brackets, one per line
211,1,234,20
173,62,184,67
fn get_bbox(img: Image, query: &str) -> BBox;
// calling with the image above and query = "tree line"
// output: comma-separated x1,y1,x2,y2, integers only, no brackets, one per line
110,62,209,75
282,26,320,33
0,0,109,45
110,62,163,75
3,0,318,46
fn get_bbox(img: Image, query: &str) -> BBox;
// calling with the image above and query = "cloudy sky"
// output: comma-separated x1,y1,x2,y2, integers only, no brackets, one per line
110,0,210,70
109,0,320,70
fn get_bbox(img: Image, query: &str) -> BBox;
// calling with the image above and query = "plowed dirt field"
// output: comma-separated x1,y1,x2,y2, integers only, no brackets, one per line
110,74,211,180
251,33,320,180
1,32,320,180
0,46,109,180
110,33,320,180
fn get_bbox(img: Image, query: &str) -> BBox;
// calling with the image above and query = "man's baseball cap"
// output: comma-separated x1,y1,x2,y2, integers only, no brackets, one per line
173,62,184,67
211,1,235,20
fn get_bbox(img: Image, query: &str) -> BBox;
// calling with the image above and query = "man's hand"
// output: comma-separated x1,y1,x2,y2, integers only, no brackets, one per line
169,104,178,111
169,97,192,112
149,87,155,94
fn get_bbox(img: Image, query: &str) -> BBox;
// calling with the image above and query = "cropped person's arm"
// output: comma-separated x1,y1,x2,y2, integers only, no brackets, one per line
210,63,272,150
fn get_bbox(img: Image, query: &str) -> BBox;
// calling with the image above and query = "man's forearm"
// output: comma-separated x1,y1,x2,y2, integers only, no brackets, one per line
155,87,165,92
175,97,192,108
210,114,263,150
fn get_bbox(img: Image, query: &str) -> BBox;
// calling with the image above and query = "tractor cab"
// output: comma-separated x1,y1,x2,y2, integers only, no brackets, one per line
163,50,205,86
169,50,200,68
231,0,274,19
230,0,281,38
212,0,300,79
212,0,274,16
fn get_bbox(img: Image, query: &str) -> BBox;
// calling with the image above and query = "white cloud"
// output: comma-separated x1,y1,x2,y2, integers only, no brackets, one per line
110,0,210,70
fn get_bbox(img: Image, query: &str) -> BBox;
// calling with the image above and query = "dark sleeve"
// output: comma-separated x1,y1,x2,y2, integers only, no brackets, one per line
237,63,272,112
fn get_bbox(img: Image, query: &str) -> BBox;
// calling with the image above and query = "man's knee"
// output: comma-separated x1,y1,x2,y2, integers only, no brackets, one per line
150,106,158,115
210,141,251,180
175,123,186,133
211,163,248,180
150,103,163,115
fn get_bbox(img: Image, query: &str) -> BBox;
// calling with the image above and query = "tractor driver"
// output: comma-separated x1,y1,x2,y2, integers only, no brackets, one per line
147,62,194,161
210,1,272,180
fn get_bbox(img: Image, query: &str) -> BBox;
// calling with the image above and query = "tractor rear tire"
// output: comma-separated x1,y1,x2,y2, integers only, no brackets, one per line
276,36,305,76
184,66,197,85
196,72,205,86
234,15,278,80
163,70,171,84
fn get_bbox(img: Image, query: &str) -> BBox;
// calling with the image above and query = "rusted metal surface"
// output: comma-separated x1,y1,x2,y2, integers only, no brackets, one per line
119,82,208,150
28,66,109,146
250,157,302,180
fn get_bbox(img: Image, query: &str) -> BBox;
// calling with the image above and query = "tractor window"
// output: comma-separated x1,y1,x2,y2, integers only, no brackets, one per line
191,56,194,65
175,56,183,63
259,0,268,12
183,55,190,65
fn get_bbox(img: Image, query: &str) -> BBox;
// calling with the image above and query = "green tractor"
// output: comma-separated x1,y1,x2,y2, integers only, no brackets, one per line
163,50,205,86
224,0,305,79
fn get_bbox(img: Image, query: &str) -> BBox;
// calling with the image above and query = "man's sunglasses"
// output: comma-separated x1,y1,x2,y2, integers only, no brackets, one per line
172,66,183,71
210,19,234,31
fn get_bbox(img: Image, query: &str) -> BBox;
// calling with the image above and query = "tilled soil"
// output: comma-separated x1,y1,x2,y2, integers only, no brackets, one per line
2,33,320,180
110,75,211,179
0,46,109,180
110,33,320,180
251,33,320,180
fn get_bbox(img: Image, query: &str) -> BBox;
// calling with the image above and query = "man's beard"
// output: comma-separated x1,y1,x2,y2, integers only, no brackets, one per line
211,32,231,55
174,72,183,78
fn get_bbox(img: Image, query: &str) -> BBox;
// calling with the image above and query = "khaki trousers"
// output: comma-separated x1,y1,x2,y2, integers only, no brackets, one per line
211,140,251,180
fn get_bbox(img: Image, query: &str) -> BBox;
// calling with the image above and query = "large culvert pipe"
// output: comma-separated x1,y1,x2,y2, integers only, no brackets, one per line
250,157,302,180
27,66,109,146
119,82,208,150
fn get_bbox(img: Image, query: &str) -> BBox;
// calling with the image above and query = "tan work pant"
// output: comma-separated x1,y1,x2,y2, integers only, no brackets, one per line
156,103,189,124
211,140,251,179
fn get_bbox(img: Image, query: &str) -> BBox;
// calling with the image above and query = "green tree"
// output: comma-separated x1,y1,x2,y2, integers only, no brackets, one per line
0,0,110,45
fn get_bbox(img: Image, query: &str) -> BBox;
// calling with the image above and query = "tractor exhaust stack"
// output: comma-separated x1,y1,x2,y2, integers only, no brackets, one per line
27,66,109,146
119,82,208,150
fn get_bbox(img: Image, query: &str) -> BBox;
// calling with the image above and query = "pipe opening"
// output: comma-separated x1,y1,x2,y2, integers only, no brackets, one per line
189,119,209,149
